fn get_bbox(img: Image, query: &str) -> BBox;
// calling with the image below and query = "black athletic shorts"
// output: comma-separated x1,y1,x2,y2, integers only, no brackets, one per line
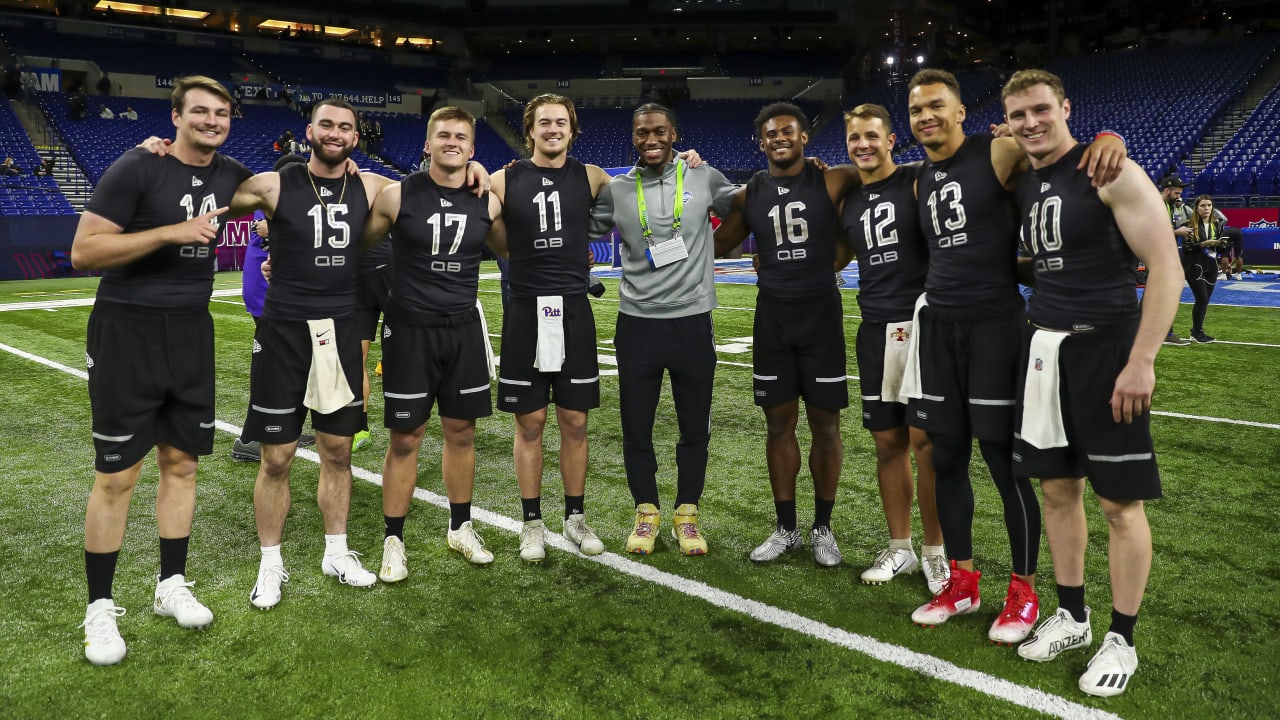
382,307,493,427
497,294,600,414
909,295,1023,441
243,316,365,442
751,289,848,411
855,319,911,431
86,301,216,472
1013,319,1162,500
354,267,392,343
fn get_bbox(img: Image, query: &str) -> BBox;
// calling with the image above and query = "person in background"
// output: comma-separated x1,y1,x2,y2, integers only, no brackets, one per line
1179,194,1227,343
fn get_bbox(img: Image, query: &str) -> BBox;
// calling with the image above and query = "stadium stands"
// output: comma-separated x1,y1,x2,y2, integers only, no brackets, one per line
0,100,75,215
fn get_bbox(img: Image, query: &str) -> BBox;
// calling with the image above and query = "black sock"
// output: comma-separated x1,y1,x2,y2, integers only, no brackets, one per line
158,536,189,581
1109,609,1138,646
774,499,797,532
85,550,119,603
361,410,370,433
384,515,405,540
564,494,584,519
449,502,471,531
521,496,542,522
1056,583,1087,623
813,498,835,530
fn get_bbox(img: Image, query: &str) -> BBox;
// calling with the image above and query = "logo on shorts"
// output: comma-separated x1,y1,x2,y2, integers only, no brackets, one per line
863,411,871,420
1034,358,1043,371
504,396,518,403
1012,452,1023,462
85,352,94,369
104,453,121,462
542,306,561,317
266,425,282,433
916,410,928,419
395,411,410,419
252,339,262,353
383,324,392,339
755,390,766,397
891,327,909,343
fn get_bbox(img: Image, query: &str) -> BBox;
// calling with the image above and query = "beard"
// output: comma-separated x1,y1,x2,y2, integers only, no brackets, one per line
312,141,352,168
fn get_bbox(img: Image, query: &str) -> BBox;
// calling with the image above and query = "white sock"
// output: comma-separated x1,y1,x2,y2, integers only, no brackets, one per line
922,543,946,558
324,534,348,557
890,537,913,551
260,544,283,565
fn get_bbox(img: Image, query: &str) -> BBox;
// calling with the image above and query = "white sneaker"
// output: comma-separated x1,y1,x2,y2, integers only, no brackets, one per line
153,574,214,629
447,521,494,565
921,551,950,595
380,536,408,583
563,514,605,556
861,547,919,585
81,599,126,666
1018,607,1092,662
810,527,843,567
322,551,377,587
249,562,289,609
748,526,803,563
520,520,547,563
1078,632,1139,697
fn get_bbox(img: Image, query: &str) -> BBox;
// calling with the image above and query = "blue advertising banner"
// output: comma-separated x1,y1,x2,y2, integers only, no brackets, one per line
300,87,404,107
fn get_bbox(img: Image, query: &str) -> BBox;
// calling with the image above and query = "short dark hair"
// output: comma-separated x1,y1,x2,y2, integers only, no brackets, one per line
633,102,677,132
754,102,810,139
172,75,232,114
310,97,358,124
908,68,962,101
273,153,306,172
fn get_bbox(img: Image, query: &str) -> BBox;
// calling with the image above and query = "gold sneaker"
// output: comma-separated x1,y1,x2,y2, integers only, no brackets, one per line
625,503,660,554
671,503,708,555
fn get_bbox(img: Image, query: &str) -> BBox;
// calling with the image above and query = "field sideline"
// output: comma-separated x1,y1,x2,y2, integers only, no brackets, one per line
0,266,1277,719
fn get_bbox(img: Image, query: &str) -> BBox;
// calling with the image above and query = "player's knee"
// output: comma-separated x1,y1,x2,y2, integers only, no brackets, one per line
93,470,139,498
1099,497,1144,529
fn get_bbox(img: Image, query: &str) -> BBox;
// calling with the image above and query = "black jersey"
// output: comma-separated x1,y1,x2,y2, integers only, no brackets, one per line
261,163,370,321
841,164,929,322
390,171,494,315
87,148,251,310
503,158,595,298
743,163,839,298
1015,143,1139,331
916,134,1020,308
359,234,393,277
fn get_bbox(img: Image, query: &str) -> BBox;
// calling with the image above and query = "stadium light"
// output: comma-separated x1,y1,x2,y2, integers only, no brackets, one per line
886,56,895,66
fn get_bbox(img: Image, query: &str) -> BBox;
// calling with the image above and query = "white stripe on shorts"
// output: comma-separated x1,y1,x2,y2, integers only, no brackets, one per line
1087,453,1154,463
861,394,880,402
385,391,429,399
92,432,134,442
459,384,490,395
970,397,1016,406
251,405,296,415
198,422,215,429
816,375,847,383
752,374,778,381
499,378,533,386
570,376,599,384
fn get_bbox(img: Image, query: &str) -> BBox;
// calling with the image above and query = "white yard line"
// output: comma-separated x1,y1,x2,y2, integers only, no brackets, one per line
4,337,1127,720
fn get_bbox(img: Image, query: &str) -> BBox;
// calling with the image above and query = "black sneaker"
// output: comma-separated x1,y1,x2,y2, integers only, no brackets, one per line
1191,331,1216,344
231,438,261,462
1163,332,1191,346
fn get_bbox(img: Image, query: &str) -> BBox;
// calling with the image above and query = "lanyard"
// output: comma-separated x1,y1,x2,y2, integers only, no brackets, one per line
636,160,683,245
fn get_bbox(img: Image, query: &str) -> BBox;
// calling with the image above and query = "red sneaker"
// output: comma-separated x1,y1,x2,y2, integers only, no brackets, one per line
911,560,981,627
988,575,1039,644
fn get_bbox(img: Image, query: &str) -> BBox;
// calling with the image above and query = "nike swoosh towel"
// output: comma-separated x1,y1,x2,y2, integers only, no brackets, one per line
304,318,355,414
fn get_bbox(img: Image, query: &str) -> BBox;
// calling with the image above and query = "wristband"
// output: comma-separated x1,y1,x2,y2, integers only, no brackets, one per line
1095,130,1126,147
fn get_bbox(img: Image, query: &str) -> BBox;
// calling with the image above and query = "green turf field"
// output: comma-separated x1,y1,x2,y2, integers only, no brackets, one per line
0,268,1276,720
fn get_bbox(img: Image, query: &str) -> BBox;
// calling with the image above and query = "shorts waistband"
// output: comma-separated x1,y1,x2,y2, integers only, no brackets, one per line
388,304,480,328
92,299,208,318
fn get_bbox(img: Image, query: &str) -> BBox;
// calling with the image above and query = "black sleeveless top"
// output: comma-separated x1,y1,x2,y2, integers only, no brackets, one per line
743,163,839,298
390,171,494,316
504,158,595,298
840,164,929,322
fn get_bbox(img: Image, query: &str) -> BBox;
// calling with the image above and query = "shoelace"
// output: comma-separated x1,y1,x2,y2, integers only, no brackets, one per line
521,524,544,545
675,521,701,540
260,566,290,586
924,554,949,581
80,604,126,639
569,518,599,541
158,579,203,611
1001,582,1036,617
634,517,657,539
456,528,488,551
869,548,897,570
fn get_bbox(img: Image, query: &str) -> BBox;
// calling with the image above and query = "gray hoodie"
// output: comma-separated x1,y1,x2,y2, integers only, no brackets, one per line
590,160,736,319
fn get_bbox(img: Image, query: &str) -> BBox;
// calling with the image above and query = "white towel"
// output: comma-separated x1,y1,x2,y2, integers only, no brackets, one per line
881,319,913,403
476,299,496,381
1019,329,1070,449
304,318,355,414
897,293,929,402
534,295,566,372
